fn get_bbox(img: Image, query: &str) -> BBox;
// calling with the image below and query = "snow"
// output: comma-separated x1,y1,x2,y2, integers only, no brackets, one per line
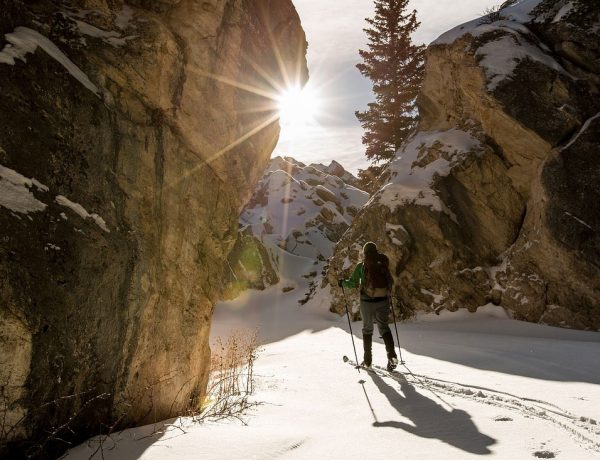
74,20,130,47
241,157,368,262
376,129,481,218
564,212,594,231
0,164,48,214
66,285,600,459
552,2,575,23
502,0,545,23
420,288,444,305
433,0,544,45
562,112,600,151
432,0,571,92
0,27,101,96
65,5,138,48
476,33,569,90
115,6,135,30
55,195,110,232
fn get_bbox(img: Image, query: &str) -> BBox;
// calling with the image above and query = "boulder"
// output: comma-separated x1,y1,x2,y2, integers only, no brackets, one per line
328,0,599,330
0,0,306,455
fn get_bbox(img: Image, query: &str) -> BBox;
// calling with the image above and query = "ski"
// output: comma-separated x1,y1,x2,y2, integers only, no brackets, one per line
343,355,406,380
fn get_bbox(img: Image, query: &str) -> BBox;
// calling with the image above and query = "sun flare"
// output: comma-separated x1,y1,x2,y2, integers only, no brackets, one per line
277,85,320,131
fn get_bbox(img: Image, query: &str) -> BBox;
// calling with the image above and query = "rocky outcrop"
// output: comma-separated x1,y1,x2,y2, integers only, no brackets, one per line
328,0,599,330
0,0,306,455
223,156,368,300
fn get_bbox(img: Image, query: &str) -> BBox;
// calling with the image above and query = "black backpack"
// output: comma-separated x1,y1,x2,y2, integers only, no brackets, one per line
362,253,390,298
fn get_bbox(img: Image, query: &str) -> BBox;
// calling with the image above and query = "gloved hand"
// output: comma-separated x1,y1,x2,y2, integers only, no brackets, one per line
337,279,344,287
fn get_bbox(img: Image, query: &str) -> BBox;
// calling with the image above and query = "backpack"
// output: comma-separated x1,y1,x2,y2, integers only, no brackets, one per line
361,253,390,298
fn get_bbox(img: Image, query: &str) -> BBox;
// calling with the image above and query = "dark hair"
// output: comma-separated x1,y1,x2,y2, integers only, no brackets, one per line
363,241,378,263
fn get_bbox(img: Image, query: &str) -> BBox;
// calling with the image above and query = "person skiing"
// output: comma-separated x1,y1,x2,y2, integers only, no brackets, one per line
338,242,399,371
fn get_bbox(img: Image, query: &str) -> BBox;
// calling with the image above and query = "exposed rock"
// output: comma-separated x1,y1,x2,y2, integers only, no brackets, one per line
328,0,599,330
224,156,368,299
310,160,360,187
0,0,306,455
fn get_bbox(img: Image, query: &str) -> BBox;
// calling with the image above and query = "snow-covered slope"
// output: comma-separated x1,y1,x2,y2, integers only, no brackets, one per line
243,156,368,260
223,156,368,300
67,289,600,460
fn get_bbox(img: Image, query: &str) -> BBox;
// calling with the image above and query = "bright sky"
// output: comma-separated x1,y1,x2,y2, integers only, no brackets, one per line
273,0,498,173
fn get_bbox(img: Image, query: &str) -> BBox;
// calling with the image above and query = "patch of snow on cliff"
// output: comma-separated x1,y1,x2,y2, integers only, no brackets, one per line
0,27,100,96
377,129,481,219
55,195,109,232
502,0,545,23
552,2,575,23
433,0,544,45
115,6,135,30
420,288,444,306
0,164,48,214
562,112,600,150
73,20,130,47
63,6,138,47
476,33,569,90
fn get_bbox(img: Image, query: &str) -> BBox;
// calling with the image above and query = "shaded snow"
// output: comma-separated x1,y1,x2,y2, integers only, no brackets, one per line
0,164,48,214
0,27,100,96
74,20,130,47
66,291,600,459
552,2,575,23
562,112,600,150
55,195,109,232
115,6,135,30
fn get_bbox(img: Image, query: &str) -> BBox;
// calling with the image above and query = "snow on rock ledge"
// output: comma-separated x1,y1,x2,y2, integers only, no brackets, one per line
328,0,600,330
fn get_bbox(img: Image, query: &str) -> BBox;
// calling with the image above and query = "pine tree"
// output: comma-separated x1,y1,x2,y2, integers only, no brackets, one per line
356,0,425,163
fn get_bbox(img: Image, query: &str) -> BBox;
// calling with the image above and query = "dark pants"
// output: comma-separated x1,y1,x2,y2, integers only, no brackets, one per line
360,298,391,337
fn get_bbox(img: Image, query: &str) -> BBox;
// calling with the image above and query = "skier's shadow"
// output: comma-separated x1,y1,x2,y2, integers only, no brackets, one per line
369,371,496,455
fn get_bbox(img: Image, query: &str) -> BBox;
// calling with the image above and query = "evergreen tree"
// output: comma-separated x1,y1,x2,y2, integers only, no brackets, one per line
356,0,425,163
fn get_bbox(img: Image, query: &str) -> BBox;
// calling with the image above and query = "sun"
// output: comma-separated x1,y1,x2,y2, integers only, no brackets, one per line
277,85,320,131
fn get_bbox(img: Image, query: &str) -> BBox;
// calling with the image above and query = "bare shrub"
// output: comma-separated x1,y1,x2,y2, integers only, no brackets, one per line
193,330,262,424
1,331,262,458
480,0,518,24
480,5,505,24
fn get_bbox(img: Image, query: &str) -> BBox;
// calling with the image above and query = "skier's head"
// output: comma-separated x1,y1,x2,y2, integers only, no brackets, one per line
363,241,378,260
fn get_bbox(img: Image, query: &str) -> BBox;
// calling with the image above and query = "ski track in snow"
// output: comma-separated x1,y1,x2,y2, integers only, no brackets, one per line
351,360,600,454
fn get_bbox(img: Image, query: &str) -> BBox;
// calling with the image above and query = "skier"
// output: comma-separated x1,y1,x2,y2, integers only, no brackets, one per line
338,242,399,371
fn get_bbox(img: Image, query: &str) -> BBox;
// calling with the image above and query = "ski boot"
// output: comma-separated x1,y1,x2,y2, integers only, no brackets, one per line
361,334,372,367
382,331,398,371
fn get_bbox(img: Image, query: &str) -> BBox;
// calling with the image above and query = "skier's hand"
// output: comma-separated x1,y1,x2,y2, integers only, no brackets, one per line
337,279,344,287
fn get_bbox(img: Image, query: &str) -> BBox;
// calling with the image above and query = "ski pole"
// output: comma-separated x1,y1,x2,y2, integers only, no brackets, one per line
389,296,405,364
341,285,360,373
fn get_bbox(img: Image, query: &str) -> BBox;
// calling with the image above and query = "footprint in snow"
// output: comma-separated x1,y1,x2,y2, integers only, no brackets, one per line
533,451,556,458
493,416,513,422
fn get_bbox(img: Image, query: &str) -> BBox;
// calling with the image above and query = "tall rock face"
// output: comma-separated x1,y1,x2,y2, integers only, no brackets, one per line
328,0,599,330
0,0,307,455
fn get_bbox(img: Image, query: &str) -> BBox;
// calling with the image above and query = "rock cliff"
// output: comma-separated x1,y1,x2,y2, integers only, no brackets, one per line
328,0,599,330
0,0,306,455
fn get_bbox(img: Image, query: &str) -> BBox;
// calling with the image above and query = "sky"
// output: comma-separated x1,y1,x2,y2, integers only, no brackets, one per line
272,0,498,174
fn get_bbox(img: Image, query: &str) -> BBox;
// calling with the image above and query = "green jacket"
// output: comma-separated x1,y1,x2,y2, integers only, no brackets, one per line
341,262,365,290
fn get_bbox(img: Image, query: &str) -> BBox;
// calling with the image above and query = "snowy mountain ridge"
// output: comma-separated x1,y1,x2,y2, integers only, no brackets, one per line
223,156,368,300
